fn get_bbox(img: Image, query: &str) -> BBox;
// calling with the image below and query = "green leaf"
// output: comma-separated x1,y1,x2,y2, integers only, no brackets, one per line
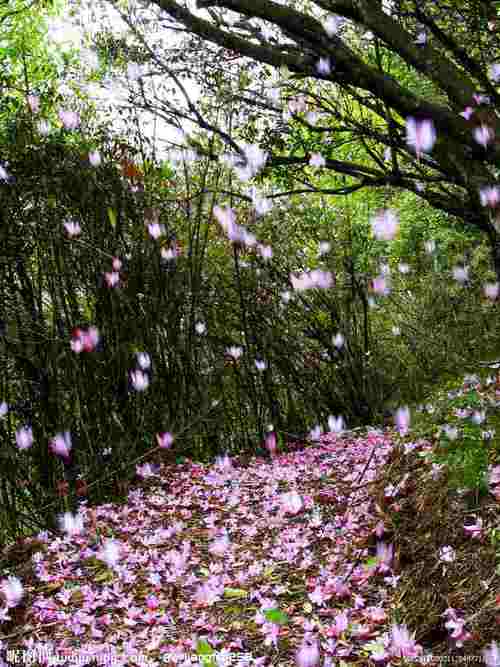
223,588,248,599
196,640,215,664
263,608,289,625
107,207,117,229
196,639,214,655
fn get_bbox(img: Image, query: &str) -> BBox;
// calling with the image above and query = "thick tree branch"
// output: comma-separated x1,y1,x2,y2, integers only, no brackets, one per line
153,0,472,147
198,0,476,109
348,0,476,108
128,0,500,276
414,3,500,106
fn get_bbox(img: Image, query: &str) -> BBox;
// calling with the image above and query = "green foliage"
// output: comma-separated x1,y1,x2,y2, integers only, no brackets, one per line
412,373,500,498
196,639,215,666
436,422,489,494
0,1,62,134
263,608,289,625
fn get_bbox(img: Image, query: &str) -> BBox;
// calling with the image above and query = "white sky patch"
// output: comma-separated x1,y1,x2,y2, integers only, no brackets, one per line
44,0,299,163
46,0,201,153
47,19,83,50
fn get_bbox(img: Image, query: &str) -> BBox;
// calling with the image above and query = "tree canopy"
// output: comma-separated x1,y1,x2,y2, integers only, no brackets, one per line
119,0,500,279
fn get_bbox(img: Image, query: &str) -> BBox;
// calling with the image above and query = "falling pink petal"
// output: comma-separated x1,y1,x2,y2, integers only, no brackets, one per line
376,542,394,572
156,432,174,449
490,65,500,82
63,219,81,238
483,641,500,667
281,491,303,515
415,30,427,46
406,117,436,157
452,266,469,284
226,346,243,360
372,276,389,295
161,247,177,261
99,539,121,569
59,512,84,537
147,222,165,239
58,110,80,130
257,244,273,260
316,58,332,75
49,431,72,461
484,282,499,300
395,406,410,435
16,426,33,451
37,120,50,135
88,150,101,167
309,153,325,168
265,431,277,455
473,124,494,147
295,633,320,667
27,95,40,113
319,241,331,256
309,425,322,441
371,209,399,241
130,369,149,391
136,352,151,370
323,15,343,37
460,106,474,120
291,270,333,291
479,185,500,207
288,96,307,114
328,415,344,433
1,576,24,607
104,271,120,288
